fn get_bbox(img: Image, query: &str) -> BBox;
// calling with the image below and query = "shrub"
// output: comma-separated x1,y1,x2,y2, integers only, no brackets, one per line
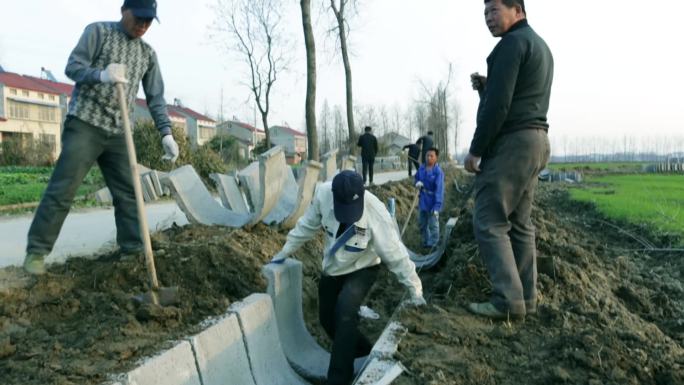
0,137,55,166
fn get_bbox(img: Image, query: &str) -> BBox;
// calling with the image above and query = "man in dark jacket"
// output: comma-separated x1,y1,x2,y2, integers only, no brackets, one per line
357,126,378,185
416,131,434,164
402,141,421,176
464,0,553,320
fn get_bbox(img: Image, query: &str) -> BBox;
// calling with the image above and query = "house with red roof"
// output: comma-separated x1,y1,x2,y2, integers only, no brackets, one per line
0,70,73,160
166,102,217,146
270,125,308,164
216,119,266,160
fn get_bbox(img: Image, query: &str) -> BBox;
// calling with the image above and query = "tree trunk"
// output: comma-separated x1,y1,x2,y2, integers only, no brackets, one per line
262,113,270,149
332,0,356,154
301,0,319,161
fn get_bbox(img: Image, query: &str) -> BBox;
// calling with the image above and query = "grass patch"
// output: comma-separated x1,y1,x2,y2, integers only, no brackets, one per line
569,174,684,241
548,162,646,172
0,166,105,206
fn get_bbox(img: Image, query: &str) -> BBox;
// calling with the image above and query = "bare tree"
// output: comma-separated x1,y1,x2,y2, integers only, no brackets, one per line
213,0,289,148
300,0,319,160
329,0,357,154
318,99,332,154
418,65,454,161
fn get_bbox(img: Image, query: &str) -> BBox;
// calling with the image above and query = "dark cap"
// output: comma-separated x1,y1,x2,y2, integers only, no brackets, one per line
332,170,365,223
123,0,158,20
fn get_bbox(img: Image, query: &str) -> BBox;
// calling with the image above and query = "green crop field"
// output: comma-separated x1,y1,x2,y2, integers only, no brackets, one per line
569,174,684,240
0,166,104,206
548,162,647,172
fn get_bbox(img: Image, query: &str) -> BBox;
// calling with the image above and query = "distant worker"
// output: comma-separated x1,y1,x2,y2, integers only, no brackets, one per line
23,0,179,275
270,170,426,385
464,0,553,319
414,148,444,250
357,126,378,185
402,140,421,176
416,130,434,164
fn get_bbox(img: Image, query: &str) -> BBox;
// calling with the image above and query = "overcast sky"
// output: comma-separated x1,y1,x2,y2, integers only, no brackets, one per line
1,0,683,155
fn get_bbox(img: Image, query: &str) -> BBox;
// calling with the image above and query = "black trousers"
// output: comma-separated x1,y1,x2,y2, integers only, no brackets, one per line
361,157,374,184
408,159,420,176
27,117,142,255
319,265,379,385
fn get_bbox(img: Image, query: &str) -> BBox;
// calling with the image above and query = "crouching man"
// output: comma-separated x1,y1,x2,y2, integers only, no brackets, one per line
271,170,425,385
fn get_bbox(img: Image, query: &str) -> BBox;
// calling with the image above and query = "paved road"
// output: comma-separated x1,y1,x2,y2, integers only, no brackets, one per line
0,170,409,269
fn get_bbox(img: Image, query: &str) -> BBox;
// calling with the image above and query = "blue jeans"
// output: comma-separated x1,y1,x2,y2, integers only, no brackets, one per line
419,210,439,247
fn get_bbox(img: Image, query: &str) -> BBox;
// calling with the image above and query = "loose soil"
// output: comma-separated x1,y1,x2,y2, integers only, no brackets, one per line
1,165,682,385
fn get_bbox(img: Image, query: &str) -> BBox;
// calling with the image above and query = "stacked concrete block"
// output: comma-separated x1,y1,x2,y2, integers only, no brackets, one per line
210,172,250,213
320,149,338,181
163,165,251,227
228,293,310,385
117,341,201,385
189,314,256,385
281,160,322,229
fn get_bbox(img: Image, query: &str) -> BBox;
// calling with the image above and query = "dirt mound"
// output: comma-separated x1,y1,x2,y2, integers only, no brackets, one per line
393,182,684,385
0,223,325,385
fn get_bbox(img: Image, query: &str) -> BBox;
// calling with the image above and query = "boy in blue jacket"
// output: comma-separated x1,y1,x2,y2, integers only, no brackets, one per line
414,147,444,249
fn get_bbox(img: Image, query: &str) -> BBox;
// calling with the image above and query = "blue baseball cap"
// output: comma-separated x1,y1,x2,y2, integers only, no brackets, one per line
332,170,365,223
123,0,159,21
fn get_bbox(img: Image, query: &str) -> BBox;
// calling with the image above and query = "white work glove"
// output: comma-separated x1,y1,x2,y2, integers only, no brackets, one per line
100,63,128,84
415,181,424,189
433,211,439,219
402,295,427,308
161,135,179,163
269,250,288,264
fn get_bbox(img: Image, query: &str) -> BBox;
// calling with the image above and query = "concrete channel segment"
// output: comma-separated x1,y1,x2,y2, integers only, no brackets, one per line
162,165,251,227
341,155,357,171
228,293,310,385
116,341,202,385
263,259,366,382
281,160,322,229
320,149,338,181
352,322,407,384
210,172,250,214
248,146,286,227
189,314,256,385
238,161,260,211
263,166,298,225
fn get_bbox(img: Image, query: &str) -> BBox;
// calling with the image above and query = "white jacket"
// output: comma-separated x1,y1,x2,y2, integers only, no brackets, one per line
280,182,423,299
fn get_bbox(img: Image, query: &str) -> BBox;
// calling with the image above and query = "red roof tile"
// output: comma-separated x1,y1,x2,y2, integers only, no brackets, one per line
168,105,215,123
229,120,264,133
273,125,306,137
0,71,61,95
136,99,186,119
22,75,74,95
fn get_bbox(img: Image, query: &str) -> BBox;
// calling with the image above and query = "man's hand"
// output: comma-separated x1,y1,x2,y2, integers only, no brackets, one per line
100,63,128,83
269,251,288,264
161,135,179,163
433,211,439,219
463,153,481,173
415,181,424,189
402,295,427,308
470,72,486,91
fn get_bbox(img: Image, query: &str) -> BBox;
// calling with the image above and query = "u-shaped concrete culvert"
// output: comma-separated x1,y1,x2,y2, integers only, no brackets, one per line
263,166,299,225
229,293,310,385
320,149,338,181
188,313,256,385
341,155,357,172
112,340,202,385
281,161,322,229
162,165,252,227
210,171,250,214
239,146,286,227
389,203,459,270
263,259,366,382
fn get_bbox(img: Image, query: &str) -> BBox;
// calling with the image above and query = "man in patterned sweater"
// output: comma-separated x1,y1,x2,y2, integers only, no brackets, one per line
23,0,179,275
